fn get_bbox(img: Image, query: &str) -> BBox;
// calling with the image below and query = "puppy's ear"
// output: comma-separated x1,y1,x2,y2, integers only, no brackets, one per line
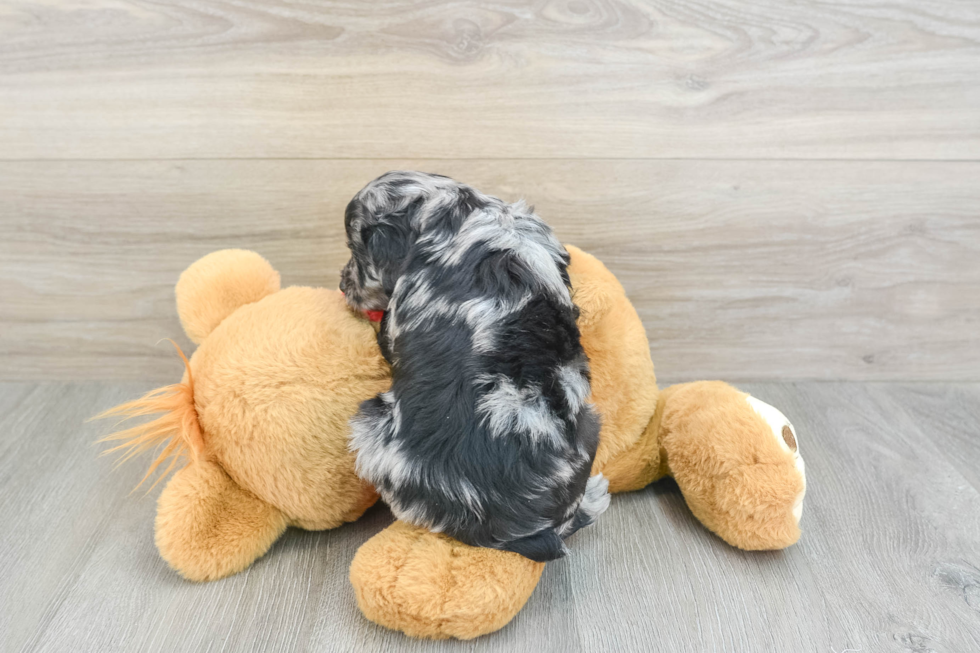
364,217,415,296
346,194,423,296
344,196,370,248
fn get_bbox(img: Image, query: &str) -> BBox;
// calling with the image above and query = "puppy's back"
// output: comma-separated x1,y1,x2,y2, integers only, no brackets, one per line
354,182,608,561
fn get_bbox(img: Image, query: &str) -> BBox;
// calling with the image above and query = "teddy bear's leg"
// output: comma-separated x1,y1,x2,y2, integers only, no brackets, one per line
156,458,288,581
349,521,545,640
658,381,806,550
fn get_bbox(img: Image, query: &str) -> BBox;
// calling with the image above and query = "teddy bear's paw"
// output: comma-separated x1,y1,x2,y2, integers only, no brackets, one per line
658,381,808,550
746,396,806,524
156,459,288,581
349,521,545,640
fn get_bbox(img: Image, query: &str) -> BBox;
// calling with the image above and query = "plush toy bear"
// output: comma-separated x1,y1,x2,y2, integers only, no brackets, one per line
99,246,806,640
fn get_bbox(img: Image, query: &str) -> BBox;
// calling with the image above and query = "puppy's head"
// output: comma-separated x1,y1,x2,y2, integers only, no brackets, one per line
340,171,464,311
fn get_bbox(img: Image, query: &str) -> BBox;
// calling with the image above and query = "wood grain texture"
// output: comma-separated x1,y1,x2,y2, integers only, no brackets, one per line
874,384,980,495
1,159,978,382
1,0,980,160
2,381,979,652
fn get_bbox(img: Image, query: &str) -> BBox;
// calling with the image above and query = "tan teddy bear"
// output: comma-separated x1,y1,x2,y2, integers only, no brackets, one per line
99,245,806,640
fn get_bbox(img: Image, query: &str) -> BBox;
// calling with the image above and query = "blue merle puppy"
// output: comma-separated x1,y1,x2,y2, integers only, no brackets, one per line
339,171,609,562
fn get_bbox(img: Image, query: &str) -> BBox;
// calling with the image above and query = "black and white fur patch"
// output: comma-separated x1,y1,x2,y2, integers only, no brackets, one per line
341,171,609,562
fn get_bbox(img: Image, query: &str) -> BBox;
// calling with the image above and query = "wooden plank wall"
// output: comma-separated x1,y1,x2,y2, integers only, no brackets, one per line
1,0,978,381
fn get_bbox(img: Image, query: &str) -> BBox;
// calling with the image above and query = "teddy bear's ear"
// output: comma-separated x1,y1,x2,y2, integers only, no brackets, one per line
175,249,281,344
565,244,618,329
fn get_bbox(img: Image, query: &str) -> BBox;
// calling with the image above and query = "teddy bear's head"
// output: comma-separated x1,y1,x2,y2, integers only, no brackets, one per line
174,249,389,530
101,250,390,579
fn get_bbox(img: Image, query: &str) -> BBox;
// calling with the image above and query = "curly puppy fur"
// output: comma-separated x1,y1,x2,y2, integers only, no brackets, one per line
340,171,609,562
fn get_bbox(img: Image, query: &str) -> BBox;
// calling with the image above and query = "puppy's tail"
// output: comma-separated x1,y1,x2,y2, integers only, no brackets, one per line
504,529,569,562
504,474,611,563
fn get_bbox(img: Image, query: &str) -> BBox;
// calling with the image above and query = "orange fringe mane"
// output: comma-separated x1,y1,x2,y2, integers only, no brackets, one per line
94,341,205,492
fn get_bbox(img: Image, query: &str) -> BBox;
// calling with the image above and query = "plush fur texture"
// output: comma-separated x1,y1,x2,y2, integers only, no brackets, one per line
657,381,804,550
98,245,806,639
349,521,545,640
175,248,281,344
563,245,662,489
340,172,608,562
100,249,386,578
156,458,288,581
95,341,203,492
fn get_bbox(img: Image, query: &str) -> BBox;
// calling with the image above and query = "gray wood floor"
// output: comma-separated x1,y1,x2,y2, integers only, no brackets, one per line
2,381,979,652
